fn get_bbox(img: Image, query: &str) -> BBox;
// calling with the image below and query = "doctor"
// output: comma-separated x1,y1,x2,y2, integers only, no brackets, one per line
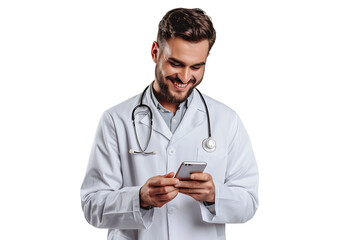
81,8,259,240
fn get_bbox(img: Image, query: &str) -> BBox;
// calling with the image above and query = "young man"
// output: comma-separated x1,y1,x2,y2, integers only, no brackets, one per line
81,8,259,240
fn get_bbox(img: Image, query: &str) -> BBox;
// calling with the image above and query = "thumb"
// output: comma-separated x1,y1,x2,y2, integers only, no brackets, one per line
163,172,175,178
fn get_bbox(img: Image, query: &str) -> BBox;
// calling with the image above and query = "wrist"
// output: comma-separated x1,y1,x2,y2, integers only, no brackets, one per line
139,187,150,208
140,200,150,208
206,193,215,203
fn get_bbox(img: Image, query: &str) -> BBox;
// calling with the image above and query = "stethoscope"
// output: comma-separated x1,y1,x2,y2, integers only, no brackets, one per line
129,86,216,155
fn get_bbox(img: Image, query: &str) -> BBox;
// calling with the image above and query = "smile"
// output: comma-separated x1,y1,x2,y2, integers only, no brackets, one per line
173,82,188,88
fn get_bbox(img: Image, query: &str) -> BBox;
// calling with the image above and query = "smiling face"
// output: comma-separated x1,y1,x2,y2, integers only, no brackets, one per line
151,37,209,111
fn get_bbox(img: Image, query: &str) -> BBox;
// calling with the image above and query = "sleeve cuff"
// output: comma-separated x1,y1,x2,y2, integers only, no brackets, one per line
133,186,154,229
203,201,216,215
200,180,220,221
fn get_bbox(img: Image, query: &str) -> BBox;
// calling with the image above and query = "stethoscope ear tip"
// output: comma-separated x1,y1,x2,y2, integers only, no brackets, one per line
129,149,135,154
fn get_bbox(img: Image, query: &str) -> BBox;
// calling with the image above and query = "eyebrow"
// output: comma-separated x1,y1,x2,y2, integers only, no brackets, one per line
168,57,206,67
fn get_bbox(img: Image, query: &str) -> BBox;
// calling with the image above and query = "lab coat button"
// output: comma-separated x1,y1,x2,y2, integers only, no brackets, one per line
168,207,175,214
168,149,175,155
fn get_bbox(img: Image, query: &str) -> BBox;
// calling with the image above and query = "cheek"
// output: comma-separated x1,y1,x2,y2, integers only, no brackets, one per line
156,63,167,77
194,69,205,79
161,64,177,77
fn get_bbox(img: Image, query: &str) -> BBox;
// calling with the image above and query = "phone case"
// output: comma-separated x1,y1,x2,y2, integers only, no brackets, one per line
175,161,207,180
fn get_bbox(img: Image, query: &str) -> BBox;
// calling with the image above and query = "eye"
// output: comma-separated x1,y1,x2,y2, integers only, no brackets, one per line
170,62,182,67
191,66,201,70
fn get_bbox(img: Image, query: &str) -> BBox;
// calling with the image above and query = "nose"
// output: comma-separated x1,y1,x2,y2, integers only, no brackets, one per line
178,67,192,83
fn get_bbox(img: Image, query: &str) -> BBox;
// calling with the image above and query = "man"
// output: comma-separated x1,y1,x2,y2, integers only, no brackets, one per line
81,8,259,240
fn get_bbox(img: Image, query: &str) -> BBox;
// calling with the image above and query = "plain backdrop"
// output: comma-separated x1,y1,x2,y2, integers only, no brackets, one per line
1,0,359,239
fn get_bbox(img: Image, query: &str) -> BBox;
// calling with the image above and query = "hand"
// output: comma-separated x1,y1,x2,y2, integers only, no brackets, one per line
176,173,215,203
140,172,179,208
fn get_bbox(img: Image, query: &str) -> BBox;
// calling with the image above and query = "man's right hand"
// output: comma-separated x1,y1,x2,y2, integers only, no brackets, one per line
140,172,179,208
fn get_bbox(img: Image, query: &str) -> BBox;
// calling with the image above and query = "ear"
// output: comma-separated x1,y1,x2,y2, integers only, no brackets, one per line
151,41,160,63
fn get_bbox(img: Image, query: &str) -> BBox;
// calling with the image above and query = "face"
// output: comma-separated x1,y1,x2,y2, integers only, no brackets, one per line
151,37,209,105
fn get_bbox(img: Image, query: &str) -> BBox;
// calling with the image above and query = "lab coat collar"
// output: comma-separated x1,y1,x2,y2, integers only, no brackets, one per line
139,84,206,142
170,89,206,145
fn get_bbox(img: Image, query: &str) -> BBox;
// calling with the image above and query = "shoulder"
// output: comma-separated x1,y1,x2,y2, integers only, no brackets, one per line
105,94,140,117
200,93,238,119
199,94,251,148
96,94,141,125
199,92,246,134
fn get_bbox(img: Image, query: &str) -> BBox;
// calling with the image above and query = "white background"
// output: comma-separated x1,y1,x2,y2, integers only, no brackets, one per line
1,0,359,239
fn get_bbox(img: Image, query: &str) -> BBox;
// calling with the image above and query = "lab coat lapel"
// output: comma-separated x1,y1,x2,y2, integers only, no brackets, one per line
139,87,172,141
170,91,206,145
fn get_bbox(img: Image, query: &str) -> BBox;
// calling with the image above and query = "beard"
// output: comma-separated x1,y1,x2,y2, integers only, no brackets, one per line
154,64,203,104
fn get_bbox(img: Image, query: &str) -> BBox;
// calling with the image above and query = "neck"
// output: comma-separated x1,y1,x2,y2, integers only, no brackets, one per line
152,81,180,114
153,89,179,115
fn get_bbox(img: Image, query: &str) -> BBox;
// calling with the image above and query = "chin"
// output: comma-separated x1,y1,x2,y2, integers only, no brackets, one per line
170,89,193,103
168,95,186,104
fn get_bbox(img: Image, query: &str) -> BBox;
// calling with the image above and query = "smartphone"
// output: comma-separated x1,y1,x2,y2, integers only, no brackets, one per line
175,161,207,180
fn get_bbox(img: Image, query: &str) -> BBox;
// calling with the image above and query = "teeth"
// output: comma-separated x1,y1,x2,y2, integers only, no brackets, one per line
174,82,188,88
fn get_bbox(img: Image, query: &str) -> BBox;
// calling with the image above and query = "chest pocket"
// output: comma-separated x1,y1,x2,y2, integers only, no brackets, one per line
197,148,227,182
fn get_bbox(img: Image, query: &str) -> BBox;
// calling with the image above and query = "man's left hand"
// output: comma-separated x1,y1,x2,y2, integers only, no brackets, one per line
175,173,215,203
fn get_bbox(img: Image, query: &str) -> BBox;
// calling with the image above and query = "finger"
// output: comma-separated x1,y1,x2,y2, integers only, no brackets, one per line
149,177,179,187
190,173,212,181
162,172,175,178
179,188,207,194
155,189,179,201
174,178,180,188
151,186,178,195
177,180,203,189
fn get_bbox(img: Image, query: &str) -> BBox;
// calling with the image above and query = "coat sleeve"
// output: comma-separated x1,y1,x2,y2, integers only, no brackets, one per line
80,111,154,229
200,114,259,223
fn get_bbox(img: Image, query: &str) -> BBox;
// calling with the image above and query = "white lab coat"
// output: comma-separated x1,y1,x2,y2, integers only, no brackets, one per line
81,86,259,240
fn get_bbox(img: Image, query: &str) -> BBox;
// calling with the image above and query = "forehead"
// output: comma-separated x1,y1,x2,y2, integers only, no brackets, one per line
160,37,209,64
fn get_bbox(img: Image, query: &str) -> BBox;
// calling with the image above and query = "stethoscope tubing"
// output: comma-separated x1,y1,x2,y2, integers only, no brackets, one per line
196,88,212,138
130,86,215,154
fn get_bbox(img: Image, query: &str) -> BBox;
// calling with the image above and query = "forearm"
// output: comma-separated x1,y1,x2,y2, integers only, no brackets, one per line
200,180,258,224
81,186,154,229
199,113,259,223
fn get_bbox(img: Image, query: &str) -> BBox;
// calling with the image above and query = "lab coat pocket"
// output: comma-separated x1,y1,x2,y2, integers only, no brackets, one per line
197,148,227,183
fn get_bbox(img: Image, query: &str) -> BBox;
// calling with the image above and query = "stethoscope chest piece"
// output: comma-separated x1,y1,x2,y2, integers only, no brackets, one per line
202,137,216,152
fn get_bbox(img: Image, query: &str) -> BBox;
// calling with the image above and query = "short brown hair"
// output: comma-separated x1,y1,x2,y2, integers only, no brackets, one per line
157,8,216,51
